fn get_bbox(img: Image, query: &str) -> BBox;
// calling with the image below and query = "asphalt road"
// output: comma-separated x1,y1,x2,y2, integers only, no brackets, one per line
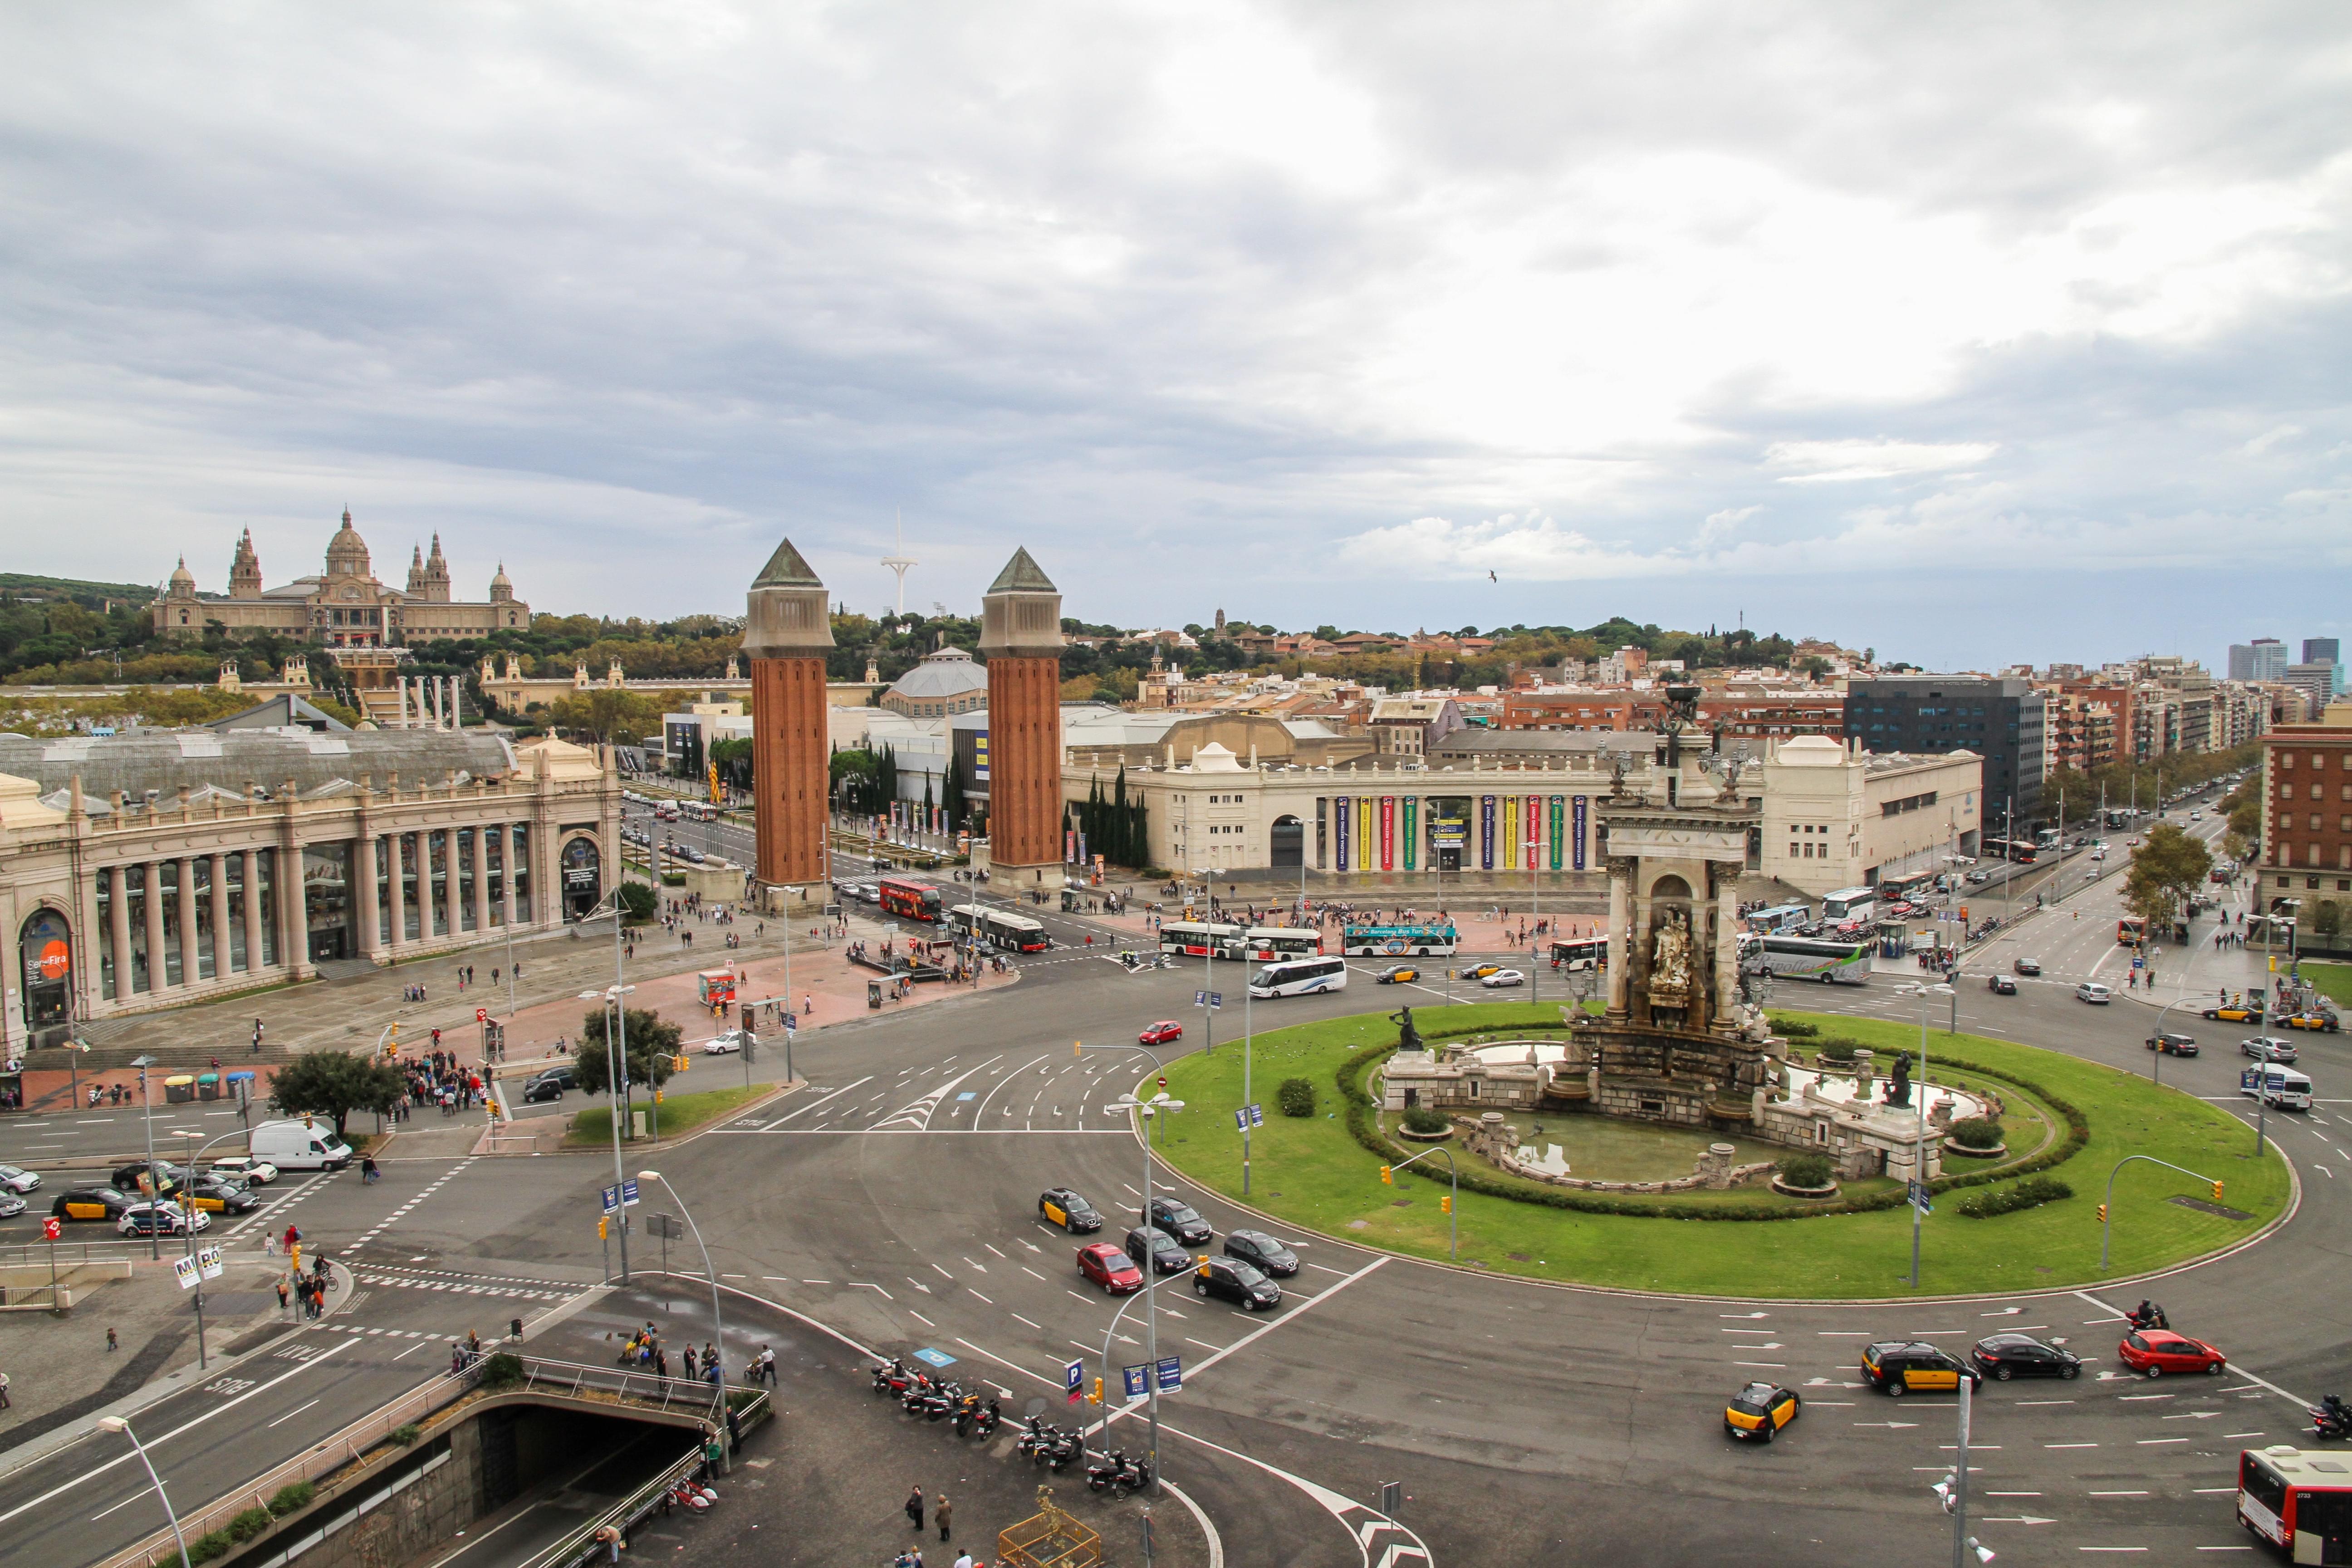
11,789,2342,1568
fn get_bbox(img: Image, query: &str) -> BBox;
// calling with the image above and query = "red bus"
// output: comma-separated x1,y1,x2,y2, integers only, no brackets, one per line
877,877,942,922
2239,1446,2352,1560
2118,915,2147,946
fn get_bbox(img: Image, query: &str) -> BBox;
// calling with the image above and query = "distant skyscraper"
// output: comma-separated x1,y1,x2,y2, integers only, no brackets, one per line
2229,638,2286,683
2304,637,2340,667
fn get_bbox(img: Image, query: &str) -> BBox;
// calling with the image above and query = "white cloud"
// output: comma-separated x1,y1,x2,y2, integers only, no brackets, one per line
1765,440,2000,484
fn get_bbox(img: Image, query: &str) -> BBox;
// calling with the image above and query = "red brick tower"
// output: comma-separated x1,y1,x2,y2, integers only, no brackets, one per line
979,547,1065,884
743,537,834,894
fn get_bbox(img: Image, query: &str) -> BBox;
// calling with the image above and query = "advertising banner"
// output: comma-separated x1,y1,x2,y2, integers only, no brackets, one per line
1526,796,1542,867
1402,796,1418,871
1502,795,1519,871
1334,796,1351,871
1572,795,1588,870
1548,796,1564,870
1379,797,1395,872
1358,798,1373,873
1480,795,1495,870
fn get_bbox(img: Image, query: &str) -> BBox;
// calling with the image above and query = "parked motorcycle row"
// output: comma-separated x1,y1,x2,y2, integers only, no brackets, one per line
871,1358,1156,1496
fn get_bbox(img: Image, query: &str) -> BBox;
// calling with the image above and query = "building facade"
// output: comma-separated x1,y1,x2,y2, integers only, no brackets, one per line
1844,676,2044,820
2260,717,2352,908
1758,736,1983,897
152,512,529,646
2230,640,2288,683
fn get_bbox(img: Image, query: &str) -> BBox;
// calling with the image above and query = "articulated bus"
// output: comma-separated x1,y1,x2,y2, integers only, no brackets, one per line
1160,921,1247,960
1546,936,1608,971
1981,837,2040,865
947,904,1051,952
2238,1446,2352,1560
1738,933,1873,985
1819,887,1878,925
1342,923,1460,957
877,877,943,922
1746,903,1812,934
1242,927,1322,961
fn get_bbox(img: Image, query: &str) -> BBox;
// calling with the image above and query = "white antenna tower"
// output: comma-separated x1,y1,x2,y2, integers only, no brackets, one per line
881,510,917,617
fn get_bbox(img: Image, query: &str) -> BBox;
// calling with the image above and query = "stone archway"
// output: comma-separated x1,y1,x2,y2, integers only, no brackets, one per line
18,906,74,1048
1270,815,1304,870
560,836,603,921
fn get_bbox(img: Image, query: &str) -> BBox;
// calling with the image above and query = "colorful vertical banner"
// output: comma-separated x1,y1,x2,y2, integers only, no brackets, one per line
1526,796,1542,867
1502,795,1519,871
1066,829,1077,862
1379,797,1395,871
1479,795,1496,870
1572,795,1588,870
1334,796,1351,871
1548,796,1564,871
1402,796,1419,872
1358,798,1374,873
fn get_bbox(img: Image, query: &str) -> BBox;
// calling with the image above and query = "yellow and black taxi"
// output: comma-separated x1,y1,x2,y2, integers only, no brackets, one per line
51,1186,132,1223
2280,1010,2340,1033
1038,1187,1103,1234
2203,1001,2264,1023
1724,1382,1802,1441
181,1175,261,1215
1862,1341,1982,1396
1376,965,1421,985
1461,961,1507,981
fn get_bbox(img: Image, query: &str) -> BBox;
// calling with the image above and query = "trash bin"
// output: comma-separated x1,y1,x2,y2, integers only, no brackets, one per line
196,1072,220,1101
163,1074,196,1104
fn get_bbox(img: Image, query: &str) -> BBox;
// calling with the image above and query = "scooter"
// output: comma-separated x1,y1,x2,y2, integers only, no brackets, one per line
872,1358,913,1396
1087,1450,1152,1497
2311,1397,2352,1441
1039,1429,1083,1471
966,1398,1001,1439
1015,1416,1055,1460
2125,1301,2169,1333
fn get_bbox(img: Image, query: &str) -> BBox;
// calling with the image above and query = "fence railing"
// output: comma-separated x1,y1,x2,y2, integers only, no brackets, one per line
0,1239,153,1269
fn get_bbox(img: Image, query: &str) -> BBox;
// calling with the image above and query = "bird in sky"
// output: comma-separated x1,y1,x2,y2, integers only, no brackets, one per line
1488,570,1497,583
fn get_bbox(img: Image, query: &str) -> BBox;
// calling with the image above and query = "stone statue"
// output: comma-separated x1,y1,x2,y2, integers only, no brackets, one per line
1650,909,1692,994
1716,756,1743,803
1391,1006,1424,1053
1607,755,1630,799
1887,1052,1913,1109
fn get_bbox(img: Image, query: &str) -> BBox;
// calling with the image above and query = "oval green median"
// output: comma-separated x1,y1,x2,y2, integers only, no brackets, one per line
1148,1004,2291,1299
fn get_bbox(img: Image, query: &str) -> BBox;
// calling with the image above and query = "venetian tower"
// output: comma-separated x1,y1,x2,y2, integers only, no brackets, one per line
743,537,834,891
979,547,1064,882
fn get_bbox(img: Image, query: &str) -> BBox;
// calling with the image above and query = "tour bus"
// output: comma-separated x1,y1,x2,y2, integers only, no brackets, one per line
2239,1064,2313,1111
1341,923,1460,957
1248,955,1350,999
1819,887,1878,925
1738,932,1872,985
1242,927,1322,961
2238,1446,2352,1558
1746,903,1811,934
948,904,1052,952
1547,936,1608,971
1160,921,1247,960
877,877,943,922
1981,837,2039,865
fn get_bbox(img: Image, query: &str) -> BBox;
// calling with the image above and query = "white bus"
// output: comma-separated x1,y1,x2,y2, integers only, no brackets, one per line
947,904,1052,953
1546,936,1608,971
1248,956,1350,999
1243,927,1322,961
1820,887,1877,925
1161,921,1246,960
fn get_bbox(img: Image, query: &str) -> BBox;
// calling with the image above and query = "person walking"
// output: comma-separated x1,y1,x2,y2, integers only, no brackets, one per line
0,1368,12,1409
107,1326,119,1351
252,1019,265,1055
904,1486,925,1532
934,1494,952,1544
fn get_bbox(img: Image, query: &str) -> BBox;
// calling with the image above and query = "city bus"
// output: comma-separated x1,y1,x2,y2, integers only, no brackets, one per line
1746,902,1811,934
1341,923,1460,957
877,877,942,922
2117,915,2147,946
2237,1446,2352,1558
948,905,1051,952
1739,933,1872,985
1160,921,1246,960
1242,927,1322,961
1873,872,1933,903
1982,837,2040,865
1819,887,1878,925
1547,936,1608,971
1247,956,1350,999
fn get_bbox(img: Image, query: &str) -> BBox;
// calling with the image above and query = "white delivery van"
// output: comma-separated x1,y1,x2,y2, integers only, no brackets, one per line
250,1118,355,1171
2239,1066,2313,1111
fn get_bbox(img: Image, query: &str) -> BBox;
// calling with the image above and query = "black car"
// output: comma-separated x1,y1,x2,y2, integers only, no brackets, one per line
2012,958,2042,976
2146,1031,2199,1057
1123,1225,1194,1275
52,1186,132,1223
1143,1196,1212,1246
109,1161,188,1197
1039,1188,1103,1233
1222,1230,1298,1277
1970,1334,2082,1381
1193,1256,1280,1311
521,1067,575,1103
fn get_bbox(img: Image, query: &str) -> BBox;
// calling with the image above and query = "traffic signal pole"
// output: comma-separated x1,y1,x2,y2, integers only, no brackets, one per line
2099,1155,2225,1272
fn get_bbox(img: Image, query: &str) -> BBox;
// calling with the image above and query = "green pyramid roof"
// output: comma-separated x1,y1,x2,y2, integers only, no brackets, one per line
752,537,823,589
985,547,1057,595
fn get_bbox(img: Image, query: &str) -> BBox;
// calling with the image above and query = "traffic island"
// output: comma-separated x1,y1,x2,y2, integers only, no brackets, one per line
1147,1004,2291,1298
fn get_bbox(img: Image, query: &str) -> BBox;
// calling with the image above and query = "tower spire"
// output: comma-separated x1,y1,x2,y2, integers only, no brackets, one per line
880,509,917,618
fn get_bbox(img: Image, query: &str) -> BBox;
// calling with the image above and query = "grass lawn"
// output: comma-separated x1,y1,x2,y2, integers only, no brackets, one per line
1148,1004,2288,1298
566,1085,768,1148
2302,961,2352,1009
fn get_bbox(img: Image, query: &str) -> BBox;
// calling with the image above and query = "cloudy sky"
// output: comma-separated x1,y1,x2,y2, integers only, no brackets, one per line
3,2,2347,669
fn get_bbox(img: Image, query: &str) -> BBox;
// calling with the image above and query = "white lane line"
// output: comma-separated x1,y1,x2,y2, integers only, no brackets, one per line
264,1397,321,1429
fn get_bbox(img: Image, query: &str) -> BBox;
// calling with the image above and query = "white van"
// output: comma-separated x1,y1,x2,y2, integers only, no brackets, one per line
2239,1066,2313,1111
250,1118,355,1172
1248,956,1349,999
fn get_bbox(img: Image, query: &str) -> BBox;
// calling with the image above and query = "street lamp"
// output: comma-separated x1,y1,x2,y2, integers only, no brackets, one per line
95,1416,190,1568
637,1169,730,1472
1093,1041,1180,1501
130,1054,162,1262
577,958,637,1280
1894,981,1955,1289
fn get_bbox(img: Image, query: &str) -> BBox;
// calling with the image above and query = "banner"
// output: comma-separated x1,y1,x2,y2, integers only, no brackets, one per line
1502,795,1519,872
1379,797,1395,872
1548,796,1565,871
1358,798,1373,874
1334,796,1351,871
1480,795,1495,871
1526,795,1542,868
1402,796,1418,872
1572,795,1588,870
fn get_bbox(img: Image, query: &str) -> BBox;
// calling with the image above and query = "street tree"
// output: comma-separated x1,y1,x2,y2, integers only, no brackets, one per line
573,1006,683,1095
2121,823,2213,928
267,1049,406,1141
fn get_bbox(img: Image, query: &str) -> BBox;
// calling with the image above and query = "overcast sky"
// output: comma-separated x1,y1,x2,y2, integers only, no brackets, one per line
3,3,2346,669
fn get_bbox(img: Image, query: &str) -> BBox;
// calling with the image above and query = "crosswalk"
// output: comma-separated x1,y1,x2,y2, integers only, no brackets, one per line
351,1265,578,1301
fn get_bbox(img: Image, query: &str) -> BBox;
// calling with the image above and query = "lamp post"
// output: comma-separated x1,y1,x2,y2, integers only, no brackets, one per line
637,1169,730,1472
131,1054,162,1261
1092,1042,1178,1502
577,954,637,1281
1193,867,1215,1058
1526,834,1541,1003
96,1416,190,1568
2146,996,2191,1090
1387,1145,1459,1261
171,1126,258,1369
1894,981,1954,1289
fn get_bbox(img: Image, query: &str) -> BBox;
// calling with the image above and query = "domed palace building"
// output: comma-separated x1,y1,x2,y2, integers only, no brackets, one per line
152,509,527,646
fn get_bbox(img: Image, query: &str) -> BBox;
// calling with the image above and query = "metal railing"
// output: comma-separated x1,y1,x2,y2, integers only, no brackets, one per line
0,1239,154,1269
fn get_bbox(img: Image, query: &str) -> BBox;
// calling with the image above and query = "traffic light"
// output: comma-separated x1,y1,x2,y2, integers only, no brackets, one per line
2211,1180,2225,1202
1090,1377,1104,1405
1380,1165,1393,1185
675,1053,691,1072
1440,1195,1453,1214
2097,1203,2108,1224
598,1215,609,1240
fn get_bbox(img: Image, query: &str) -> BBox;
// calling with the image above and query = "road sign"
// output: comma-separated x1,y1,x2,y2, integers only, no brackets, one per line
1156,1355,1182,1392
912,1347,957,1368
1065,1358,1085,1404
1907,1180,1933,1214
172,1254,198,1290
1194,990,1206,1006
475,1008,489,1024
620,1178,641,1208
600,1185,620,1215
1121,1363,1149,1399
197,1245,225,1281
41,1216,60,1241
647,1212,685,1240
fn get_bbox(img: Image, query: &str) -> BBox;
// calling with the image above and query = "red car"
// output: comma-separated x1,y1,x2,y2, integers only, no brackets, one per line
2117,1329,2227,1377
1138,1021,1183,1046
1077,1242,1143,1295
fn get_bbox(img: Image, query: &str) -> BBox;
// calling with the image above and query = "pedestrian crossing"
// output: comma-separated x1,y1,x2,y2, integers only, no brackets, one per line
353,1157,478,1247
351,1268,577,1300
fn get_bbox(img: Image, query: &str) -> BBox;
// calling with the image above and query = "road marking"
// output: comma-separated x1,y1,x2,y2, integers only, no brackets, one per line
2090,1490,2149,1496
1011,1313,1042,1330
264,1398,321,1428
908,1311,933,1327
2137,1437,2189,1444
2045,1442,2099,1448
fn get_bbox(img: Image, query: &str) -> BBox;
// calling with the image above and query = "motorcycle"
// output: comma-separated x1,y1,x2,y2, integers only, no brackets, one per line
2311,1398,2352,1441
951,1393,984,1437
965,1398,1001,1439
1039,1429,1084,1471
1015,1416,1054,1460
871,1358,913,1396
911,1381,961,1422
2126,1302,2170,1333
1087,1449,1153,1497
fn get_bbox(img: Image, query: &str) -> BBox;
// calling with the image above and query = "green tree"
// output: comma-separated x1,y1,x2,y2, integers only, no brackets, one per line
711,736,754,795
572,1006,684,1095
2121,823,2213,928
548,688,666,745
941,750,967,831
614,880,657,925
266,1049,406,1141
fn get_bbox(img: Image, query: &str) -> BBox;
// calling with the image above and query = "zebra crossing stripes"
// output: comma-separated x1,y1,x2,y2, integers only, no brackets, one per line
353,1156,479,1247
354,1270,572,1300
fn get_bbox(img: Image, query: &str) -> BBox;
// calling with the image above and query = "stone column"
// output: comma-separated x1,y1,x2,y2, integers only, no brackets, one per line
743,536,835,891
356,832,383,957
209,853,232,978
176,858,201,989
500,823,518,928
283,846,311,977
108,864,132,1001
142,861,167,994
1711,862,1743,1037
442,831,463,941
387,833,408,950
1604,857,1632,1021
241,849,265,972
470,823,491,934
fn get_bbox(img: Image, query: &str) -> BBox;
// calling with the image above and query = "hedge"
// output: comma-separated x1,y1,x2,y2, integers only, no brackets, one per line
1956,1173,2073,1218
1338,1041,2092,1223
1401,1107,1450,1135
1277,1078,1315,1117
1949,1116,2004,1150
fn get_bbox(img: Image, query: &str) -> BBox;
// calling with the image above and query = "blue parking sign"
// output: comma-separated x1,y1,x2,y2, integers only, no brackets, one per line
1064,1358,1084,1405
